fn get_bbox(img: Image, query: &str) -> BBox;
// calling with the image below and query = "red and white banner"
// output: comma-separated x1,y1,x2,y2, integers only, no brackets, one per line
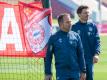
0,2,52,57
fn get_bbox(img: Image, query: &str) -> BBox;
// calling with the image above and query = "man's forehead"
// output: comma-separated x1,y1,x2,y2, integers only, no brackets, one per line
82,8,92,15
63,15,71,20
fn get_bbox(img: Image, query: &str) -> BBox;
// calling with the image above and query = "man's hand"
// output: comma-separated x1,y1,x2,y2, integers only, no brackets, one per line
93,54,99,64
44,75,52,80
80,73,86,80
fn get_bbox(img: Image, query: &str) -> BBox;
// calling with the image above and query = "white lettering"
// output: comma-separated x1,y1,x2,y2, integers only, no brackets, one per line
0,8,23,51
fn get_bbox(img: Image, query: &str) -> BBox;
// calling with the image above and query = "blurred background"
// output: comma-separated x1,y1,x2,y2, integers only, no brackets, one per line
51,0,107,34
0,0,107,80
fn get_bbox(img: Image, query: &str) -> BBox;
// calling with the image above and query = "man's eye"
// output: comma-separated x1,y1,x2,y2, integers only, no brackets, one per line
67,21,71,23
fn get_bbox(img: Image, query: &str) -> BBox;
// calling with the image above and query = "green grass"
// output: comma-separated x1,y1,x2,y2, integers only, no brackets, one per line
0,36,107,80
94,36,107,80
0,58,45,80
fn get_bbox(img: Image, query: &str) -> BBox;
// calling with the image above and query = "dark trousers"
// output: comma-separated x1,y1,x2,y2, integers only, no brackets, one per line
56,76,79,80
86,63,94,80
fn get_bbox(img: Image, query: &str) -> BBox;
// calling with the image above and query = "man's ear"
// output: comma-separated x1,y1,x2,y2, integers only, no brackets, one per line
78,13,81,17
59,22,63,26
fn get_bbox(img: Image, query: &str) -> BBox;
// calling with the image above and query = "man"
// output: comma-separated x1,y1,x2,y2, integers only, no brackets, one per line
45,13,86,80
72,5,101,80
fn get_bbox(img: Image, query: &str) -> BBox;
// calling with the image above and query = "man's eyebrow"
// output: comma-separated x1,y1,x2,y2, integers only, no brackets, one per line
66,21,71,22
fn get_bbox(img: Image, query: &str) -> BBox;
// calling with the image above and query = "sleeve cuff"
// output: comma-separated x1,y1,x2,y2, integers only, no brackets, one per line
45,72,52,75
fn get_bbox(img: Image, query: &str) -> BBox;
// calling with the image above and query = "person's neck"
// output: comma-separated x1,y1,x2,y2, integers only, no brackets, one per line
79,19,87,23
61,29,69,33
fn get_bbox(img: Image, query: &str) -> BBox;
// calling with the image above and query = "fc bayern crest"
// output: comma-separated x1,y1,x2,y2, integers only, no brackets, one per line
89,27,93,32
26,16,51,53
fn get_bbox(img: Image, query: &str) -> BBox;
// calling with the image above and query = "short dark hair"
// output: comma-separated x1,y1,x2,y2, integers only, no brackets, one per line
77,5,88,14
57,13,70,25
